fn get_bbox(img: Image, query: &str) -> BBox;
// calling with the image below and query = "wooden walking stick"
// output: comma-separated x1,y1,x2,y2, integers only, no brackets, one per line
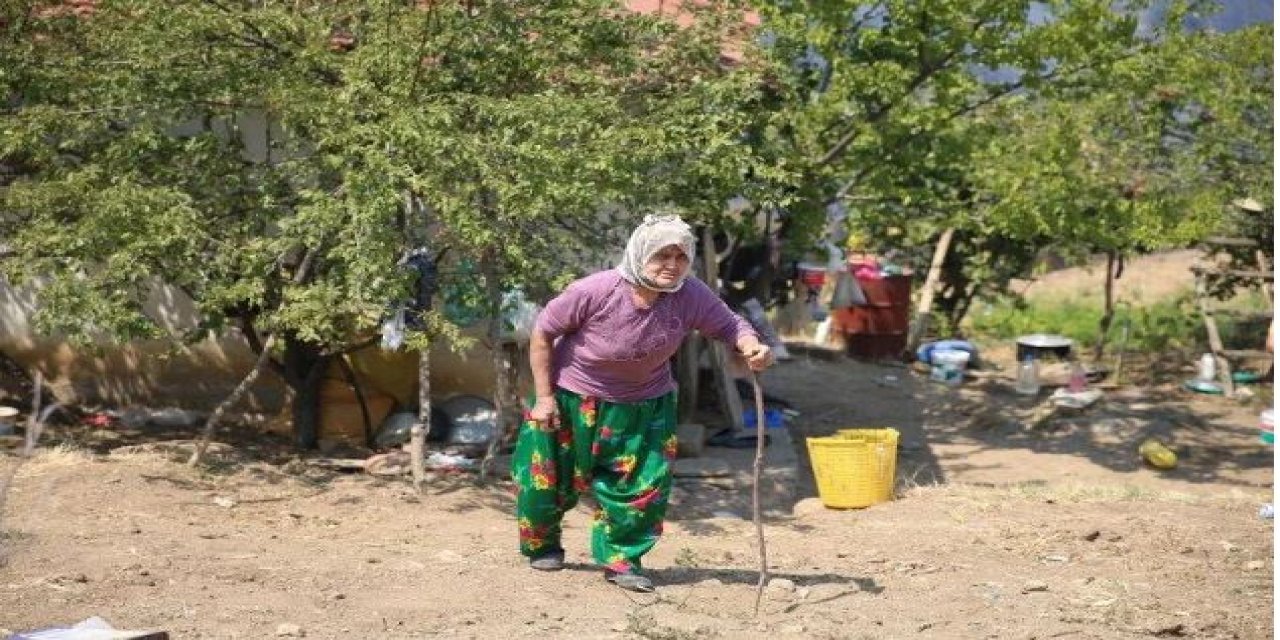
749,370,769,616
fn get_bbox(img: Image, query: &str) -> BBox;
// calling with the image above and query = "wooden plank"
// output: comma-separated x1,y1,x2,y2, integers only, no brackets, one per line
1219,349,1273,358
1256,250,1273,302
1202,236,1260,247
1201,309,1273,319
904,227,954,356
701,227,746,434
1195,274,1235,395
1190,266,1274,280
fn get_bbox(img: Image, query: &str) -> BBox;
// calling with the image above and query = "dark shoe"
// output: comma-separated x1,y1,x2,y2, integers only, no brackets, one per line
529,549,565,572
605,570,654,593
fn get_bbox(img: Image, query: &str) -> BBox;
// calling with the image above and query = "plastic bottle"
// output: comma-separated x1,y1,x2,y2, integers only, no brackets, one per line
1197,353,1216,382
1015,356,1040,396
1067,361,1087,393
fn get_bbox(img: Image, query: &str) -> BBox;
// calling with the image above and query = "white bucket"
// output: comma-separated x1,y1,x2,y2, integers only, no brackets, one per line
0,406,18,436
930,350,970,385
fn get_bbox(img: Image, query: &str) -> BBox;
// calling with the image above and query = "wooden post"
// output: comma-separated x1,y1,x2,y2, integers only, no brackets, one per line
904,228,954,356
1093,251,1117,361
1256,249,1273,302
701,227,745,434
412,347,432,492
1194,273,1235,396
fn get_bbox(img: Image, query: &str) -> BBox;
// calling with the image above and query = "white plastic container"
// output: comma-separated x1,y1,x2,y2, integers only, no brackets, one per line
930,350,970,385
0,406,18,436
1198,353,1216,382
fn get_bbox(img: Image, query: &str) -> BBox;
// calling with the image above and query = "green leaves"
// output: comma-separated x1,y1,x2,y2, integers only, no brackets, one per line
752,1,1269,323
3,0,765,351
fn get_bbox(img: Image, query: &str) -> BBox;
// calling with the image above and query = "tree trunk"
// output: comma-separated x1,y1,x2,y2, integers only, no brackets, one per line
480,255,513,483
283,337,329,450
1093,251,1118,361
336,355,373,448
412,347,432,492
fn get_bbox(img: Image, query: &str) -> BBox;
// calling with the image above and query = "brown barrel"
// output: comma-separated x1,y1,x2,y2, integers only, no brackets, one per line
834,274,912,360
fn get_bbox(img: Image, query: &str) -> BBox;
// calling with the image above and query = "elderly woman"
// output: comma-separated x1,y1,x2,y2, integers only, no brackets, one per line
513,214,773,593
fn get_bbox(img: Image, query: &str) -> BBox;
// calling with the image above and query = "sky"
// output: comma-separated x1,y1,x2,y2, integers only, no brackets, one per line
1177,0,1273,32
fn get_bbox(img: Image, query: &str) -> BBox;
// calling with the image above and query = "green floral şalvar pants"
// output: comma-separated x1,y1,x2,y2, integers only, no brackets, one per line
513,388,678,575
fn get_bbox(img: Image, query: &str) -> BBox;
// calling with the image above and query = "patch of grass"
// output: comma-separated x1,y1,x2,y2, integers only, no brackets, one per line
970,296,1107,347
624,610,712,640
28,443,95,468
673,546,703,568
967,290,1270,356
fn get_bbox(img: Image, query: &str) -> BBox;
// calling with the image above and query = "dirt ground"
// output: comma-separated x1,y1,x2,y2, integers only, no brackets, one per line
0,252,1274,639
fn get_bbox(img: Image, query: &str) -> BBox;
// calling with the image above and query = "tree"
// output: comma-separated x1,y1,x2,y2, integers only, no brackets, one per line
968,20,1272,348
751,0,1151,230
1,0,765,447
749,1,1269,332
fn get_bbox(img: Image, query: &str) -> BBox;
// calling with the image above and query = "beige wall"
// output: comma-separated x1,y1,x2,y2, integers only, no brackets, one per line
0,277,511,414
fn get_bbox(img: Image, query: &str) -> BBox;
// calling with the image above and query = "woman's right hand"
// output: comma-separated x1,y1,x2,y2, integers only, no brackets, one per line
529,395,557,424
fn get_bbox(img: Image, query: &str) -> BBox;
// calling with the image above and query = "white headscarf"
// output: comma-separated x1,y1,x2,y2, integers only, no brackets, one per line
617,214,696,293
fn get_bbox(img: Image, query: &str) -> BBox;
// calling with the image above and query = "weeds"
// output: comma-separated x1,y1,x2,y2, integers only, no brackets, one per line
674,546,703,568
624,610,712,640
967,290,1270,355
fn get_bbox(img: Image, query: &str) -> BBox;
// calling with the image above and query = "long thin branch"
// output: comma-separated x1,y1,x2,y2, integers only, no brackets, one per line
749,372,769,617
0,370,54,567
187,334,277,465
336,354,373,448
188,248,315,465
240,314,288,378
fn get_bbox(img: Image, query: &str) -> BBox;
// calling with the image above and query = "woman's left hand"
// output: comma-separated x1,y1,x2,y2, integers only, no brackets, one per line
740,343,774,372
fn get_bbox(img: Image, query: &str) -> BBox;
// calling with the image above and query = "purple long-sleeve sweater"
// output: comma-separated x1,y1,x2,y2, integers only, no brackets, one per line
535,269,757,403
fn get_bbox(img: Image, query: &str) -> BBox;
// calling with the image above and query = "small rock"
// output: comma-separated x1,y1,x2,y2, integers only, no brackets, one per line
331,592,346,600
1220,541,1241,553
609,621,627,632
1022,580,1049,593
434,550,464,563
275,623,304,637
792,497,828,516
696,578,724,588
780,624,806,634
1041,553,1070,563
1245,560,1265,571
213,496,237,509
1083,530,1101,542
767,578,796,592
1146,622,1186,636
796,587,811,600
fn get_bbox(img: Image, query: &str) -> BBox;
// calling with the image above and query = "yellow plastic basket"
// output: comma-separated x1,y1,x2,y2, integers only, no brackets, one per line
806,428,899,509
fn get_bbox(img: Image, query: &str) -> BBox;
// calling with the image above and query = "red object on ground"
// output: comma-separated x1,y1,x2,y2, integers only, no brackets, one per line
834,274,912,360
81,412,115,428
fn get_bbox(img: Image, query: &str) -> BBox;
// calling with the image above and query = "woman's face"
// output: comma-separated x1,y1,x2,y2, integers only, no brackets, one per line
643,244,691,288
